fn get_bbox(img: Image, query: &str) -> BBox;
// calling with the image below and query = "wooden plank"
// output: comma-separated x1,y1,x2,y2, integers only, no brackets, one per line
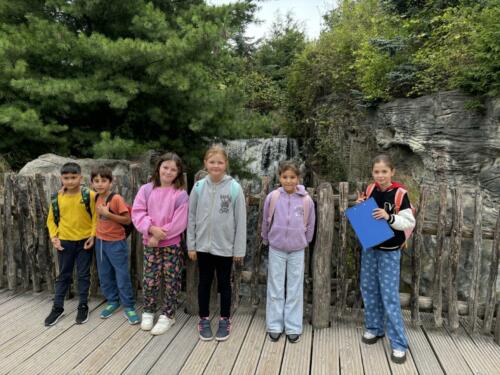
0,298,80,358
460,318,500,370
178,322,219,375
40,307,140,375
420,314,473,375
402,311,444,375
311,326,339,375
0,291,48,326
445,324,498,375
280,324,312,375
123,309,214,375
254,325,286,375
0,291,38,316
337,317,364,375
13,306,130,374
68,310,144,374
337,182,347,318
2,300,102,373
202,307,255,374
468,190,482,332
231,309,267,375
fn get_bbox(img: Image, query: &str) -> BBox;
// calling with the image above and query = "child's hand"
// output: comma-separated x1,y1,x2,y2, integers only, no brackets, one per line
84,236,94,250
233,256,244,265
149,226,167,240
372,208,390,220
148,237,159,247
188,251,197,261
356,191,367,204
96,203,110,217
51,237,64,251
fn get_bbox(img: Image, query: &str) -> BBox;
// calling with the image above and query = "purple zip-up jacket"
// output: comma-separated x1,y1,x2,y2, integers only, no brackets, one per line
261,186,316,252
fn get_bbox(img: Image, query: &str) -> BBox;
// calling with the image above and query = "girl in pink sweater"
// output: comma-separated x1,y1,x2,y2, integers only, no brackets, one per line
132,153,188,335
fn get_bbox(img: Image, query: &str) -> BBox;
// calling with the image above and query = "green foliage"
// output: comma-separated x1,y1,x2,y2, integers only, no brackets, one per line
92,131,157,159
0,0,257,169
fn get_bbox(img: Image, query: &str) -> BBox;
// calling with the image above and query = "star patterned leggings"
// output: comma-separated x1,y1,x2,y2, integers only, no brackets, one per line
360,248,408,351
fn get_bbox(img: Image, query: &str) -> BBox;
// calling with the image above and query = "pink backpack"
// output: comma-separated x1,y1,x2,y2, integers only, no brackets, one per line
267,189,312,230
366,183,416,244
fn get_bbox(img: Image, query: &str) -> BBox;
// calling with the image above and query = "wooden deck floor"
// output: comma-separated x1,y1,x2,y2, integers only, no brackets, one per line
0,290,499,375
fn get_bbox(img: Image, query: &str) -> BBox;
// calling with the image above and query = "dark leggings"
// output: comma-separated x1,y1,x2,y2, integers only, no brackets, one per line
197,252,233,318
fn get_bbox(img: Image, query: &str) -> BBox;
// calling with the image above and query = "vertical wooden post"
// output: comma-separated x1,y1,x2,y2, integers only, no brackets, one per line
4,173,16,290
312,182,334,328
0,173,4,288
495,303,500,345
432,183,447,327
411,185,428,324
130,165,143,298
251,176,269,306
483,214,500,334
304,187,315,310
337,182,348,317
468,189,482,331
448,187,463,331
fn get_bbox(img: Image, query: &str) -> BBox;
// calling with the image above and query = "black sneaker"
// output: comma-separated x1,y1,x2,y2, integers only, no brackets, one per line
215,317,231,341
391,349,407,364
268,332,281,342
44,307,64,326
287,334,301,343
361,331,385,345
76,303,89,324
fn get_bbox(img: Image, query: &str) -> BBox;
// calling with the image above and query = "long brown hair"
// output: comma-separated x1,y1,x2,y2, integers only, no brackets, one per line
151,152,186,189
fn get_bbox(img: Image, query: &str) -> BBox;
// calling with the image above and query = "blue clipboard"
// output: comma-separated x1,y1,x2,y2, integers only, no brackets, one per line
345,197,394,250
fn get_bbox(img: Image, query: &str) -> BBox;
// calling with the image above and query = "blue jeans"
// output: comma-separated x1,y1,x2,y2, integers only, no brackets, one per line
53,239,92,308
360,248,408,351
266,247,304,335
96,238,135,308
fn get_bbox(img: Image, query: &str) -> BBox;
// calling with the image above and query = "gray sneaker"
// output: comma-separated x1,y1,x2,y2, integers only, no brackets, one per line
198,317,213,341
215,317,231,341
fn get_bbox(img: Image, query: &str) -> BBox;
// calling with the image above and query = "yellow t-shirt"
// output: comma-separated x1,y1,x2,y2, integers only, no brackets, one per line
47,189,97,240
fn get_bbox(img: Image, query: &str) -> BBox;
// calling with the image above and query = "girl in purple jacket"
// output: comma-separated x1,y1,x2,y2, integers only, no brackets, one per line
261,161,315,343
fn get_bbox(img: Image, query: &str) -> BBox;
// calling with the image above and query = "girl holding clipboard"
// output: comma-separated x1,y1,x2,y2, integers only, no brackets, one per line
355,154,415,364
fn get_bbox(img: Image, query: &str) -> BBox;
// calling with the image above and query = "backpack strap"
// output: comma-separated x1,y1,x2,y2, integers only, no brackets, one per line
142,182,154,204
193,177,206,196
80,187,93,220
302,194,313,228
366,183,376,198
267,189,281,227
394,188,407,214
51,192,60,226
230,180,241,206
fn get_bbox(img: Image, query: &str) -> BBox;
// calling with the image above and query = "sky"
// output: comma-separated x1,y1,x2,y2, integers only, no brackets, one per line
207,0,337,41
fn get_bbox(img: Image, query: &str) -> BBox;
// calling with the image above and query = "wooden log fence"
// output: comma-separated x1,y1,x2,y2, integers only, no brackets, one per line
0,172,499,344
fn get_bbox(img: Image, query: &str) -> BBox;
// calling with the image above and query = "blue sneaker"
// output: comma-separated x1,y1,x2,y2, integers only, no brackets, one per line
123,308,140,325
215,317,231,341
100,303,120,319
198,317,213,341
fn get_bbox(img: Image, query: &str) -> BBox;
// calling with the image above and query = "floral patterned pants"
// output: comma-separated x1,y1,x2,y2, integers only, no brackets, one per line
143,245,183,318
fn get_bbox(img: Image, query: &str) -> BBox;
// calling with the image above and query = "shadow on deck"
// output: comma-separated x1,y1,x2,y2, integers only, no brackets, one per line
0,290,499,375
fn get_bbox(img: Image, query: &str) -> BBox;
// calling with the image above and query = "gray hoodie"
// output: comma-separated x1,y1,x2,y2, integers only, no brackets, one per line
187,175,246,257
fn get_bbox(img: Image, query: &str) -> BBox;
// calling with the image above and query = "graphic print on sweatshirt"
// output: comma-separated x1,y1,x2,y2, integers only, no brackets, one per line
294,205,304,218
219,194,231,214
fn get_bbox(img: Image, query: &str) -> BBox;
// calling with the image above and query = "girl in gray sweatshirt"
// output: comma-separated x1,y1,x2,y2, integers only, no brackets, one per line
187,145,246,342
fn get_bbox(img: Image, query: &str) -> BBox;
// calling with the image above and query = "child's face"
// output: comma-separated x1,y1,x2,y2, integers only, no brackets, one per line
372,161,395,188
60,173,82,192
159,160,179,186
204,153,227,182
92,175,112,195
279,169,299,194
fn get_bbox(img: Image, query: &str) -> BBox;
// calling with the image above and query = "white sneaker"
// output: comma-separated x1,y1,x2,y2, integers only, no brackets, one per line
151,315,175,335
141,312,154,331
391,349,407,364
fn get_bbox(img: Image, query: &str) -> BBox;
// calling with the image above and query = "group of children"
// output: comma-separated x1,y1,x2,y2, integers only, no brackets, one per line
43,146,414,364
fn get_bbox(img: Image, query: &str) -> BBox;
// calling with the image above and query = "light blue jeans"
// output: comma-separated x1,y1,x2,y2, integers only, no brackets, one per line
266,247,304,335
360,248,408,351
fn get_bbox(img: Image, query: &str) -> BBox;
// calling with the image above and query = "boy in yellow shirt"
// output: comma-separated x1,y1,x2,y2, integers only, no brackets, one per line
44,162,97,326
